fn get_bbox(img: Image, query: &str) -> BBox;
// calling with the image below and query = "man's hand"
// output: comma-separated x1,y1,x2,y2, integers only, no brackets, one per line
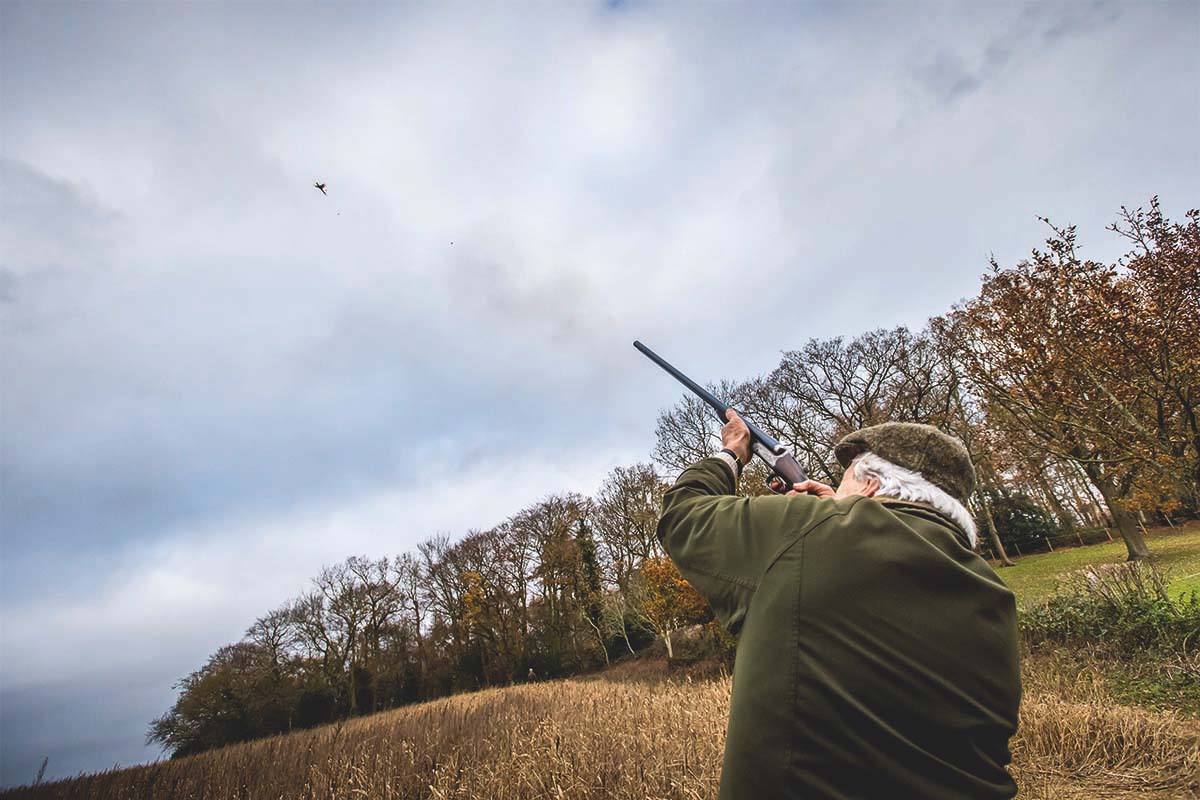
721,409,752,466
788,479,835,498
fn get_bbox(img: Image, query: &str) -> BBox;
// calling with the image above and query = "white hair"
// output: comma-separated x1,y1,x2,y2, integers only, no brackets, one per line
851,452,978,547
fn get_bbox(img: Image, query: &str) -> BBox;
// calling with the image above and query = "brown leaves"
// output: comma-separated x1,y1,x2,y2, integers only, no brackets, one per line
938,200,1199,520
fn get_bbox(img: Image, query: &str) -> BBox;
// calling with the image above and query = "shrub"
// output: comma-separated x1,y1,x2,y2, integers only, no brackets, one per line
982,490,1059,553
1021,561,1200,657
1020,562,1200,717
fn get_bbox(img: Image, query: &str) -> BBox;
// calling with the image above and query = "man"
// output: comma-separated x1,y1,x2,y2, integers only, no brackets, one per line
657,411,1021,799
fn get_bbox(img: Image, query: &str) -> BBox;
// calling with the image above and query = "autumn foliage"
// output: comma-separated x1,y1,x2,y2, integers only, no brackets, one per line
938,201,1199,558
632,556,711,659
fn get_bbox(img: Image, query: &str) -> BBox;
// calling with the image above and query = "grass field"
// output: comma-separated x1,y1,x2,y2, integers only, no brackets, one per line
4,662,1197,800
994,521,1200,605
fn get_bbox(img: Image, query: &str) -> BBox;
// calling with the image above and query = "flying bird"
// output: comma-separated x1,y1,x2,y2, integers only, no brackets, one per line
314,181,327,195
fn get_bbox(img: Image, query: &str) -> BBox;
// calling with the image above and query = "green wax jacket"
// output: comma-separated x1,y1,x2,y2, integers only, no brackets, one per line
658,458,1021,800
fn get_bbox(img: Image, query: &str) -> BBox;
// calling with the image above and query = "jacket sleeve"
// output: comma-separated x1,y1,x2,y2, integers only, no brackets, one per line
656,458,826,633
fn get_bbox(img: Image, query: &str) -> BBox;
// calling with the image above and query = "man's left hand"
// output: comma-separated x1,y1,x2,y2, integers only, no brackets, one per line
789,480,835,498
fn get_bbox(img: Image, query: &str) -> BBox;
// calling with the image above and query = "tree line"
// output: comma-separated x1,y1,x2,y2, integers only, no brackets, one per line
150,198,1197,757
148,468,712,757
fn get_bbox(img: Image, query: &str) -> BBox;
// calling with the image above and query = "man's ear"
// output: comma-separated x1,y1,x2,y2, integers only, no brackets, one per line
863,477,880,497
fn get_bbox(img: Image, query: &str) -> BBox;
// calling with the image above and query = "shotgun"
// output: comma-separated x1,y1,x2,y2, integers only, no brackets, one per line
634,340,807,494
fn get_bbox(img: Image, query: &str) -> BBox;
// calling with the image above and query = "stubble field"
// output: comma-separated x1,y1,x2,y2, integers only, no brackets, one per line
5,657,1197,800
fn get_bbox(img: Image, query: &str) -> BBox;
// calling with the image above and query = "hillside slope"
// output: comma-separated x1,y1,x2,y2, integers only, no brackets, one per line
5,660,1197,800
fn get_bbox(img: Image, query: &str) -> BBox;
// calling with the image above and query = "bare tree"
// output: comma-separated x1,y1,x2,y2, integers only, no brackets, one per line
313,561,371,713
594,463,667,589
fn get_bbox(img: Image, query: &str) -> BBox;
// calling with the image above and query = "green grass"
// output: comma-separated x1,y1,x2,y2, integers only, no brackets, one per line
993,520,1200,606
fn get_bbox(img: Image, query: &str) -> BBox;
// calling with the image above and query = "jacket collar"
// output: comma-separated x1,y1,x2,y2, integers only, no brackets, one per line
875,497,973,548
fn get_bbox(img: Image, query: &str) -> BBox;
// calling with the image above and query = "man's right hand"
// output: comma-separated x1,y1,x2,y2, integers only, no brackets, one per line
789,480,835,498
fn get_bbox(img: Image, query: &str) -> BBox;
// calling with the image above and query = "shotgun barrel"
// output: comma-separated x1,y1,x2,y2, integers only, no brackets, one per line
634,340,808,493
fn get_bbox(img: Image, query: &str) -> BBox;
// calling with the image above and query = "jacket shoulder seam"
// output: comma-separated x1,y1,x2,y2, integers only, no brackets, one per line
763,496,866,574
682,561,758,591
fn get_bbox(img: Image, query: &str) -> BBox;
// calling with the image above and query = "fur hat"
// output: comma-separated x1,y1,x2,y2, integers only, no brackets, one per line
834,422,976,504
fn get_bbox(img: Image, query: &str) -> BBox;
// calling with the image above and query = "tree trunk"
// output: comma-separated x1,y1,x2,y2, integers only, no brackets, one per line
662,629,674,660
976,489,1015,566
1070,461,1112,526
583,613,610,666
413,625,425,699
620,618,635,654
1083,465,1151,560
1112,504,1151,559
1064,468,1103,527
1033,469,1075,532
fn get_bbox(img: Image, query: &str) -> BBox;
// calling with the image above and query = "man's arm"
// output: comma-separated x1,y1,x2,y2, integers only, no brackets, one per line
656,412,833,633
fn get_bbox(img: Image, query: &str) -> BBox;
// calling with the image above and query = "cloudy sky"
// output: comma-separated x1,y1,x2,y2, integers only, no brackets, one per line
1,0,1196,786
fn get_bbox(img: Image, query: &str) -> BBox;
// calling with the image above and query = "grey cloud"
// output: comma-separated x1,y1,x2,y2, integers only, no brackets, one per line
908,1,1125,107
913,50,983,105
0,160,121,283
0,268,16,303
1,672,179,786
1039,0,1122,42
